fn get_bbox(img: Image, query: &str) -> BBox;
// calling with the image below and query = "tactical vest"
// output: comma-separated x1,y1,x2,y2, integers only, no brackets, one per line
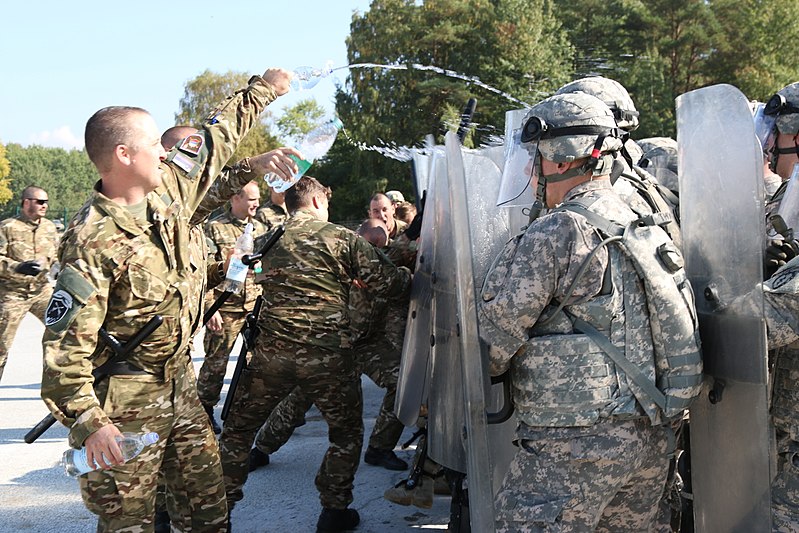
771,344,799,439
514,197,702,427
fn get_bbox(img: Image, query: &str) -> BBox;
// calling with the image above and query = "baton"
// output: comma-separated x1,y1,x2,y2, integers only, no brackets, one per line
202,225,285,325
221,295,264,421
25,315,164,444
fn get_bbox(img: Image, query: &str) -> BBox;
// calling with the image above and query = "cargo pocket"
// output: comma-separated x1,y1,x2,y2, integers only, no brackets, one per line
128,261,169,302
495,489,570,528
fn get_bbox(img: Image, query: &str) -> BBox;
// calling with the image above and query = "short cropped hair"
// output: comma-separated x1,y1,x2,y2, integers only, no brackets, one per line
84,106,149,173
20,186,46,206
161,126,198,151
285,176,332,213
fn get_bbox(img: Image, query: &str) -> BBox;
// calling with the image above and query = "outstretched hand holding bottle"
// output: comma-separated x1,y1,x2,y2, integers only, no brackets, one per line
63,425,159,476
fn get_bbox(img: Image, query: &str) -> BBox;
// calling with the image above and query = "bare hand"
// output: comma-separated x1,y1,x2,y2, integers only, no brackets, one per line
261,68,292,96
207,311,224,334
84,424,124,470
248,148,303,181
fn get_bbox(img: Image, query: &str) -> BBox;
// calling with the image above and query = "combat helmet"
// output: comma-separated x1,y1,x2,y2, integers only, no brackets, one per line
555,76,640,132
769,82,799,135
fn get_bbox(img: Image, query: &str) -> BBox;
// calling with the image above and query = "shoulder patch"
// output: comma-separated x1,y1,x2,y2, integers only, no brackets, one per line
44,264,97,334
178,134,204,156
768,264,799,292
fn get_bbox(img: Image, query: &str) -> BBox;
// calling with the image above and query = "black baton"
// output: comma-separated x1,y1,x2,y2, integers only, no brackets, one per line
25,315,164,444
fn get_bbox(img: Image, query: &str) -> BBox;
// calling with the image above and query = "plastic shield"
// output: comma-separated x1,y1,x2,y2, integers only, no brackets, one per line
497,108,537,207
395,146,444,426
678,84,771,532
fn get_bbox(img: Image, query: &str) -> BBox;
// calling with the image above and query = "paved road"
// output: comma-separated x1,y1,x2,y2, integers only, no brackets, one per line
0,314,451,532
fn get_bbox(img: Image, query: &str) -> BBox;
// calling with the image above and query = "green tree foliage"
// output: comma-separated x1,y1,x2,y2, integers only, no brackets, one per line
276,98,328,141
174,70,281,162
0,144,98,223
0,142,12,205
322,0,573,221
554,0,799,138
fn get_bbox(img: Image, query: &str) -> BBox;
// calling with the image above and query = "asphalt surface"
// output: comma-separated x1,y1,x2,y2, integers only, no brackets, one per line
0,313,451,532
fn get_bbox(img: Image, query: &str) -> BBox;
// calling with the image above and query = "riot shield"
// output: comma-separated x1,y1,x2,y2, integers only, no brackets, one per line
678,84,772,532
395,146,443,426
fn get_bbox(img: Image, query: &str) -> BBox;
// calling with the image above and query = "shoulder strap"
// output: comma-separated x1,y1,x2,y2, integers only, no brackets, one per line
571,315,667,411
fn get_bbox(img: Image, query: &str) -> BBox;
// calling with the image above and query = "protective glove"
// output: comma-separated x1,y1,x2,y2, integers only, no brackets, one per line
764,239,799,279
14,260,43,277
403,192,426,241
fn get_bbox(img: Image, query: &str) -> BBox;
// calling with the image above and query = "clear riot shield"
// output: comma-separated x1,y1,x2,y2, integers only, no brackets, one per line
395,147,443,426
678,84,771,532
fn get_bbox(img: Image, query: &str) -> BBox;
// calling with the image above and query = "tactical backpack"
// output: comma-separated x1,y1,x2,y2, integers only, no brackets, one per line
552,197,703,421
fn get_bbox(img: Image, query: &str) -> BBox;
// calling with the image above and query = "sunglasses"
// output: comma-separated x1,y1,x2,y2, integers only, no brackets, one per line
25,198,48,205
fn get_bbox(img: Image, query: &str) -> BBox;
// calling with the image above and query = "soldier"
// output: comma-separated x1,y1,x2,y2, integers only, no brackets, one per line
39,67,292,532
479,92,673,531
0,186,58,382
220,176,411,533
199,181,266,433
255,187,288,230
369,192,406,239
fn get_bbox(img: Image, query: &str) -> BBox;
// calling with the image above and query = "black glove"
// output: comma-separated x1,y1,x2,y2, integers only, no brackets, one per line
764,238,799,279
15,260,43,277
403,192,426,241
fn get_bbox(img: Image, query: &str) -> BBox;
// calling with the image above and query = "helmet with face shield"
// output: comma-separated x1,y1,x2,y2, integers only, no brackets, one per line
764,82,799,172
555,76,640,132
497,92,624,211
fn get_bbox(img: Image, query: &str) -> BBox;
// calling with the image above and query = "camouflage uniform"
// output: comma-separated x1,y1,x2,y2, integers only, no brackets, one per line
251,236,416,457
198,212,266,409
0,213,58,381
220,210,411,511
40,75,279,533
388,218,407,240
757,265,799,531
480,181,670,532
254,201,288,231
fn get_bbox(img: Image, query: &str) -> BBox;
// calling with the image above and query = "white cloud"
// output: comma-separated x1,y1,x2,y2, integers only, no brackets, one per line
29,126,84,150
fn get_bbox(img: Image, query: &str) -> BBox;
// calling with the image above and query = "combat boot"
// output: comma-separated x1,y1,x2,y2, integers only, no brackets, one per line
316,507,360,532
203,404,221,435
248,447,270,472
364,446,408,471
384,475,434,509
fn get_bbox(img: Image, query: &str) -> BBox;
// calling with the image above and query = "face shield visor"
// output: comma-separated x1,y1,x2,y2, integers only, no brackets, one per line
752,102,776,155
640,151,679,193
497,109,538,207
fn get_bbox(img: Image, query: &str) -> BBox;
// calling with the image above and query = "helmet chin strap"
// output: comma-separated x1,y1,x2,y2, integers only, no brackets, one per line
771,136,799,172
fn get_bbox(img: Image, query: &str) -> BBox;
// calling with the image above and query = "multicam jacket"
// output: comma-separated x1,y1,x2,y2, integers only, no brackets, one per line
41,75,278,447
0,214,58,295
256,210,411,352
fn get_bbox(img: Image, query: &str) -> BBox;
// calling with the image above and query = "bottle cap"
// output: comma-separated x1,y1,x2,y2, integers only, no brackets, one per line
142,432,160,445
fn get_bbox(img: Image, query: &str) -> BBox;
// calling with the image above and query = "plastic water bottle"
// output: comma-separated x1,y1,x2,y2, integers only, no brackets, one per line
290,61,334,92
222,223,254,294
61,431,159,477
265,118,344,193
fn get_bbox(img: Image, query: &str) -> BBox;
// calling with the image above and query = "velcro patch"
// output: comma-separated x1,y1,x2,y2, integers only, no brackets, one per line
44,264,97,334
45,290,73,327
179,134,204,156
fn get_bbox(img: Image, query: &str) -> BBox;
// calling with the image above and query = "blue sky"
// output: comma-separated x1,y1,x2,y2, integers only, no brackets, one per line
0,0,373,150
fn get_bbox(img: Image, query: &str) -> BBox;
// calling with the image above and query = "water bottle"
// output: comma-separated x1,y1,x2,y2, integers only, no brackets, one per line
265,118,344,193
290,61,334,92
222,223,254,294
61,431,159,477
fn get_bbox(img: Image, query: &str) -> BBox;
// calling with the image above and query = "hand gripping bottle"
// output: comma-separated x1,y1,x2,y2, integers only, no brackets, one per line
62,431,159,476
290,61,334,91
265,117,344,193
222,222,254,294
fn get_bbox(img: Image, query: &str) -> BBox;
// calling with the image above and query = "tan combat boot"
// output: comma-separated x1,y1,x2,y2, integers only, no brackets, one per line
383,474,434,509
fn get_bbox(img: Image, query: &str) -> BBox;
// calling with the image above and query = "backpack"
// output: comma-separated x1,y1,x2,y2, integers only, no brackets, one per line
553,197,703,420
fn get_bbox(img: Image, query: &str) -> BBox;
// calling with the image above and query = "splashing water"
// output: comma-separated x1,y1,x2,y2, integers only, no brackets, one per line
326,62,541,160
332,62,534,109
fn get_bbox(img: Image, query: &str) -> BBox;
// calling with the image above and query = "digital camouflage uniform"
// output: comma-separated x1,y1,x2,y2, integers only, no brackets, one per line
251,234,417,457
220,210,411,511
198,212,266,409
480,181,670,532
0,213,58,381
755,264,799,531
254,201,288,231
40,75,279,533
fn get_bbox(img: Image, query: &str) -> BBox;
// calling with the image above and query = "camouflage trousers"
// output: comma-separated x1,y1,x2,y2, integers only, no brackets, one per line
252,332,404,455
495,417,670,533
80,354,228,533
220,336,363,510
0,286,51,382
198,310,247,407
772,430,799,532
